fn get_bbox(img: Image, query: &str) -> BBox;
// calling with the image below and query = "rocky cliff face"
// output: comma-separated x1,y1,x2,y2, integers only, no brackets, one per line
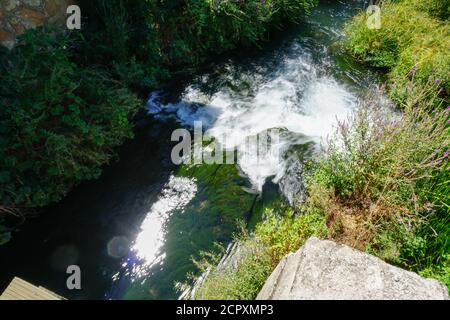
257,237,449,300
0,0,74,48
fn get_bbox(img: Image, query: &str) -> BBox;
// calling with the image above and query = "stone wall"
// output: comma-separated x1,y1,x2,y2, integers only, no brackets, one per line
0,0,75,49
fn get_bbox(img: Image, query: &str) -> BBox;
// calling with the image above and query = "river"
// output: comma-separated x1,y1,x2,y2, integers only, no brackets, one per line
0,0,379,300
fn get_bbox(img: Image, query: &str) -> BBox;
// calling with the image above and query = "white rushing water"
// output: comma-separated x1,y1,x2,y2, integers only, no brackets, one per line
147,42,358,191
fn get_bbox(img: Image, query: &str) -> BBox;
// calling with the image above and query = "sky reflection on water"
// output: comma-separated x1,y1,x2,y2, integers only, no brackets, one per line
114,176,197,282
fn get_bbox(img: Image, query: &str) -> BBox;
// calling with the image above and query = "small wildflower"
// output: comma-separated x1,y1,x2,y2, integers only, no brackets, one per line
407,65,417,78
444,151,449,159
435,79,442,86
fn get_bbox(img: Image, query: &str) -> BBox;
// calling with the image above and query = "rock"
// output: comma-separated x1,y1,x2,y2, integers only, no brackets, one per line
277,158,306,205
19,7,46,28
4,0,20,12
9,17,25,34
0,0,77,48
0,29,15,49
23,0,42,7
257,237,449,300
45,0,70,17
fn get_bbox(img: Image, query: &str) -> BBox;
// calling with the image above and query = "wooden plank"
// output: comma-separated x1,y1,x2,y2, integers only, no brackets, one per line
6,278,46,299
12,282,55,298
9,286,57,300
0,292,17,300
0,277,64,300
4,288,33,300
9,278,39,293
2,278,58,300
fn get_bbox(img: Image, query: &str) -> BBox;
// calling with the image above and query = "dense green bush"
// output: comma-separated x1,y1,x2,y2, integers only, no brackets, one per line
161,0,316,63
0,28,140,208
345,0,450,104
417,0,450,20
77,0,317,84
343,2,449,286
189,237,273,300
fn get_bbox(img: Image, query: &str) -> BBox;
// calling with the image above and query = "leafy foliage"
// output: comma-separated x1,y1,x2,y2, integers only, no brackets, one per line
77,0,317,84
345,0,450,105
0,27,140,208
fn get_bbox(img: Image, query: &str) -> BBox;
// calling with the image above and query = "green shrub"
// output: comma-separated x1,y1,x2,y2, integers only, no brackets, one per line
254,207,328,267
0,27,140,208
76,0,317,87
193,238,273,300
315,87,448,206
154,0,317,66
345,0,450,105
416,0,450,20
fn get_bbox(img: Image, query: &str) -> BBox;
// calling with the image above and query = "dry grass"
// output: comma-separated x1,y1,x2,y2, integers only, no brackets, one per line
322,193,412,251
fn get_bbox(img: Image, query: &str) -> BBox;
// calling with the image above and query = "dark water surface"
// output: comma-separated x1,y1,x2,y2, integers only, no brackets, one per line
0,0,377,300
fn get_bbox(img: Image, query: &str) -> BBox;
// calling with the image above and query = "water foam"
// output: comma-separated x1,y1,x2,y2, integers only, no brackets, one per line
148,42,357,191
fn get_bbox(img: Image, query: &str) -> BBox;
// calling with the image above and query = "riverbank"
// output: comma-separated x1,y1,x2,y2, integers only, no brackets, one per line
192,0,449,299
